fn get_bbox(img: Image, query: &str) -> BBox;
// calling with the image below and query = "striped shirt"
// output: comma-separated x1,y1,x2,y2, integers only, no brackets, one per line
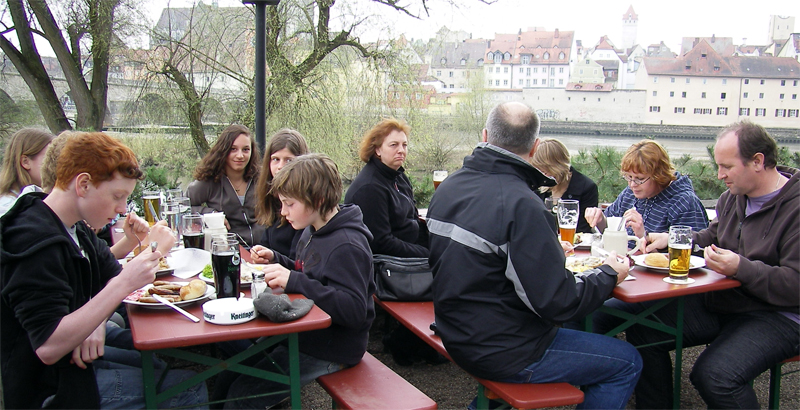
605,172,709,235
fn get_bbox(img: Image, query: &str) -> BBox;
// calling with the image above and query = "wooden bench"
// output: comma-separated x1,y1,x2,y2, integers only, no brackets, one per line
317,351,437,410
768,355,799,410
375,299,584,409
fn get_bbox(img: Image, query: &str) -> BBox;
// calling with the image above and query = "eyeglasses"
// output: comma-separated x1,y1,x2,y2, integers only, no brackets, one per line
622,175,651,186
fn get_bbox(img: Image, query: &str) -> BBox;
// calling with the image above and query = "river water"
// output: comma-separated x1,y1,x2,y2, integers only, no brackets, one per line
539,133,800,161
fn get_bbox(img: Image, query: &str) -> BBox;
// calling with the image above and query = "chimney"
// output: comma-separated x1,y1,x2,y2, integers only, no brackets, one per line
711,34,716,43
554,28,559,38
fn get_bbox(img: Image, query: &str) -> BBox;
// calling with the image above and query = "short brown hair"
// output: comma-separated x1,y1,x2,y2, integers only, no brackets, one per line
358,118,411,163
620,140,676,189
193,124,261,182
0,128,54,194
717,120,778,168
41,131,80,193
531,138,571,187
255,129,310,226
55,132,143,190
269,153,341,219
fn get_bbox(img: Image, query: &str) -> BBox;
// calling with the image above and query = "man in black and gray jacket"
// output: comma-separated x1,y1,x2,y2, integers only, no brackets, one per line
427,102,641,410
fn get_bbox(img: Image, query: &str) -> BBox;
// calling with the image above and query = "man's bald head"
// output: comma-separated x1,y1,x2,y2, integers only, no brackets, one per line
485,102,540,155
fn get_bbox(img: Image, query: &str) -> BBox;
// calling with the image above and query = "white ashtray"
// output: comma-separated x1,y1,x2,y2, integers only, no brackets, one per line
202,297,256,325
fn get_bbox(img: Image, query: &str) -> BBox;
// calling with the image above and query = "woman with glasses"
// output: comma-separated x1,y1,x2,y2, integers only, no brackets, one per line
584,140,708,238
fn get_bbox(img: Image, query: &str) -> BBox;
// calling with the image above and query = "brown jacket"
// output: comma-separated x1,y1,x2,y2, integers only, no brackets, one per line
695,165,799,314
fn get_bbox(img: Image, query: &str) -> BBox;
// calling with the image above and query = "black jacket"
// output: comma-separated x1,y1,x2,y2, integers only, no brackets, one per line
427,143,618,380
273,204,376,366
344,156,428,257
538,167,599,233
1,193,119,408
259,220,302,260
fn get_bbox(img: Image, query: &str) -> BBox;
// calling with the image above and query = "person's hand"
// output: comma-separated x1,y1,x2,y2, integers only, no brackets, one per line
119,246,161,290
250,245,274,264
623,208,645,238
559,240,575,255
223,217,231,230
584,207,606,230
603,251,630,284
70,322,106,369
123,213,150,244
644,232,669,253
704,244,740,277
148,221,175,254
262,263,291,291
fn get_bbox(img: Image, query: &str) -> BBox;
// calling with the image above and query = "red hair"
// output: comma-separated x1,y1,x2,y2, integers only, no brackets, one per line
55,132,143,189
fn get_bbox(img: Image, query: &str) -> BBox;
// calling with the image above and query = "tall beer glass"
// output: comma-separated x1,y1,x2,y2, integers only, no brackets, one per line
665,225,694,284
162,200,180,247
557,199,579,244
211,238,240,299
181,214,205,249
142,190,161,226
433,171,448,190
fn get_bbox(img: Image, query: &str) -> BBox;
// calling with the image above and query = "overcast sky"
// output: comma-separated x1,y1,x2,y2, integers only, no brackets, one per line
146,0,799,52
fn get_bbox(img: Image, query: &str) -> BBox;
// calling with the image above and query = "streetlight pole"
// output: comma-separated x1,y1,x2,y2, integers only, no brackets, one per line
242,0,280,152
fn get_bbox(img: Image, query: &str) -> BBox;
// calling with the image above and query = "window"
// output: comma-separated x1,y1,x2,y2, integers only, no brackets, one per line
694,108,712,114
495,67,500,73
440,57,447,65
550,68,555,75
503,80,508,86
653,77,658,83
721,93,726,99
744,79,750,84
674,107,686,113
686,78,691,84
788,109,799,117
461,59,466,66
755,108,766,116
702,92,707,98
780,94,785,99
436,70,442,76
670,91,675,97
743,92,749,98
795,80,799,86
759,93,764,99
519,68,524,73
781,80,786,86
526,68,531,75
760,79,765,85
488,80,492,87
494,54,502,64
717,107,728,115
793,94,798,100
653,91,658,97
503,52,511,61
495,80,500,86
449,71,454,77
649,106,661,112
487,52,493,61
526,79,530,86
722,79,727,85
559,52,565,59
593,69,598,74
775,109,786,117
533,79,538,85
522,55,531,64
449,84,454,89
703,79,707,84
670,77,675,83
739,108,750,115
533,68,538,73
559,67,564,74
682,92,687,98
519,79,523,85
503,67,508,74
549,79,554,87
558,79,564,85
477,59,484,66
543,52,550,60
580,68,584,74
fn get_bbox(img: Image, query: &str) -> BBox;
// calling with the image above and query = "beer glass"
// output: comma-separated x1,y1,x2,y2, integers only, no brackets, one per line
165,188,183,202
211,238,240,299
181,214,205,249
557,199,579,244
142,190,161,226
433,170,448,190
544,197,558,232
162,200,180,247
665,225,694,284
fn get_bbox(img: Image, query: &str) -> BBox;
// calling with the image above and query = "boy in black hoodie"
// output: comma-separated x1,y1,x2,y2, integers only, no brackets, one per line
216,153,375,409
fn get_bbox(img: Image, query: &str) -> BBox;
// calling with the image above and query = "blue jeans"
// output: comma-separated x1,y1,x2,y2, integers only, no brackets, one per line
593,294,800,409
94,360,209,409
213,345,346,409
497,328,641,410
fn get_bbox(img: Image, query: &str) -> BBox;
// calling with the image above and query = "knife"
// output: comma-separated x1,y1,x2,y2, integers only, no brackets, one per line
152,294,200,322
147,201,161,222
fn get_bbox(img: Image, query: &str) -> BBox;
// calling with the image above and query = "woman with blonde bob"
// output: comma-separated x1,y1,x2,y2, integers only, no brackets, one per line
344,118,428,257
0,128,54,216
531,138,598,234
251,128,310,261
584,139,708,237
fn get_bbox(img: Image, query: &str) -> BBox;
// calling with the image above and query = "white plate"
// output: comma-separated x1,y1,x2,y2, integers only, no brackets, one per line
123,282,215,308
199,262,261,287
631,254,706,271
573,233,594,249
167,248,212,279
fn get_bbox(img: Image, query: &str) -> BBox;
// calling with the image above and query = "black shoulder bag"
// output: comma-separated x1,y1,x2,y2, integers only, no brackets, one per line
372,254,433,301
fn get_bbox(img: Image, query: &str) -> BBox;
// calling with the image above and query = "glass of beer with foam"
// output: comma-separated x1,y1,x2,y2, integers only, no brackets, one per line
433,170,448,190
557,199,579,245
665,225,694,284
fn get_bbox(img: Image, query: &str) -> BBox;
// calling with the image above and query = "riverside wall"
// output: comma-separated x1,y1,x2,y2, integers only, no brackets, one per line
539,121,800,143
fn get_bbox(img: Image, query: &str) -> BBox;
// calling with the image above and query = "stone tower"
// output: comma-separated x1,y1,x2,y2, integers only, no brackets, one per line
621,5,638,50
767,15,795,43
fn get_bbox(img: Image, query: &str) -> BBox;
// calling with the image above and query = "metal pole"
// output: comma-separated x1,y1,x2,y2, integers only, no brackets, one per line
243,0,280,152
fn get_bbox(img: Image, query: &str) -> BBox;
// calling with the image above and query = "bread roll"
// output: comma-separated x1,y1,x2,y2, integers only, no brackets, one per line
644,253,669,268
180,279,208,301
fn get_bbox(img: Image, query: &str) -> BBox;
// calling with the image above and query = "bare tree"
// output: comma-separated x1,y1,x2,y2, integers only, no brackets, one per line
0,0,146,133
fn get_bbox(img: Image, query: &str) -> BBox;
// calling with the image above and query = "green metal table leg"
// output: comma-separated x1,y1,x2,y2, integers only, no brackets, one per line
141,351,157,409
672,297,685,410
288,333,301,409
769,362,783,410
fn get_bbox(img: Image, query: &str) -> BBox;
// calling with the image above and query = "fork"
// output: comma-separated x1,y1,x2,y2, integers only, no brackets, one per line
127,202,142,252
